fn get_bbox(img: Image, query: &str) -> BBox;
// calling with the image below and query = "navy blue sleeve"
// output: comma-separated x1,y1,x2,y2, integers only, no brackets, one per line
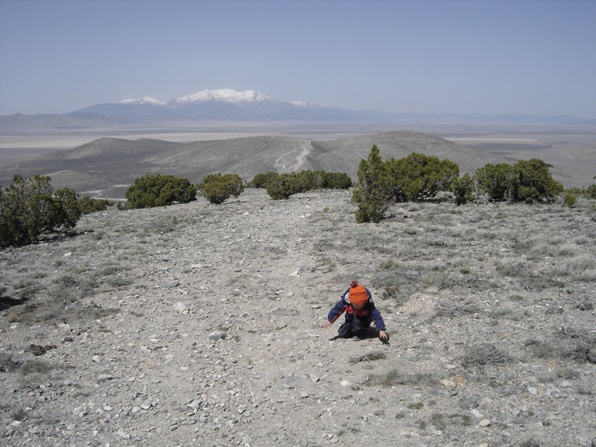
327,299,346,323
366,288,386,331
369,303,386,331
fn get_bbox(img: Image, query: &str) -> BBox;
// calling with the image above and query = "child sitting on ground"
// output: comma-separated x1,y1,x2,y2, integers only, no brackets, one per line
322,281,389,342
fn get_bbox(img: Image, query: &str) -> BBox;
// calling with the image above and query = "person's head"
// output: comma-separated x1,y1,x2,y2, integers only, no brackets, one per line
349,282,368,308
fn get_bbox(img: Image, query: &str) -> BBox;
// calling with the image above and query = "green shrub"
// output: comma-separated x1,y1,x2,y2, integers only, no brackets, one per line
261,170,352,200
586,183,596,200
198,173,245,204
295,170,323,192
124,174,197,209
0,174,82,247
475,159,563,203
250,171,279,188
451,173,476,205
251,170,351,192
321,171,352,189
563,192,576,208
385,152,459,201
510,159,563,203
475,163,514,201
352,145,393,223
265,173,302,200
53,187,83,225
78,196,111,214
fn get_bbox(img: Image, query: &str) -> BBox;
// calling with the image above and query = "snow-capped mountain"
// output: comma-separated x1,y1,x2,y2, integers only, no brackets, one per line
5,89,592,131
291,101,331,109
117,96,165,106
168,89,274,106
70,89,377,122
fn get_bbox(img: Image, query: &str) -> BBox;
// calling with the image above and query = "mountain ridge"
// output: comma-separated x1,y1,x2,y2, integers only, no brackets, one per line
2,88,595,131
0,130,504,200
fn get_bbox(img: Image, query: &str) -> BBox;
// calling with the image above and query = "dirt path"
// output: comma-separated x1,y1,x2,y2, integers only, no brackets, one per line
274,139,313,172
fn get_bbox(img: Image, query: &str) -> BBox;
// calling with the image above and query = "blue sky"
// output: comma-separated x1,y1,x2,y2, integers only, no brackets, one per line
1,0,595,117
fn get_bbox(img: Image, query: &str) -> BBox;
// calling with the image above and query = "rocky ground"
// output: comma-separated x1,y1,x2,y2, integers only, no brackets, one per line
1,188,595,446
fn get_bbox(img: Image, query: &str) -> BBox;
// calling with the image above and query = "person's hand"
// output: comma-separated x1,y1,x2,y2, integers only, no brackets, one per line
321,320,332,329
378,330,389,342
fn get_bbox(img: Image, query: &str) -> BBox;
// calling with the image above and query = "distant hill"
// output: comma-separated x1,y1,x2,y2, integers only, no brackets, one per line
2,88,595,132
0,130,503,199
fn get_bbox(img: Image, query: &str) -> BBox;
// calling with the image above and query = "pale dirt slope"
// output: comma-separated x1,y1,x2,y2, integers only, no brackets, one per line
0,131,503,199
1,189,595,446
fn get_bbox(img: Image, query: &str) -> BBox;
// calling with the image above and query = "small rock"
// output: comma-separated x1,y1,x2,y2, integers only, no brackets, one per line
73,406,87,417
458,398,478,409
440,378,457,390
471,409,484,418
513,416,526,426
97,374,114,382
479,419,491,427
116,429,130,439
453,375,467,386
174,302,187,313
208,331,227,341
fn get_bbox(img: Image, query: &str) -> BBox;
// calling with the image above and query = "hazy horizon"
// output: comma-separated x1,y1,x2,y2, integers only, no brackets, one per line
1,0,595,119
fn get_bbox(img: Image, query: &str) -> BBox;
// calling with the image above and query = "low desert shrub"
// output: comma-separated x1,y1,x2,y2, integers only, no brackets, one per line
460,344,510,368
451,173,476,205
586,183,596,199
511,159,564,203
263,170,352,200
320,171,352,189
10,408,26,421
265,173,302,199
252,170,351,192
250,171,279,188
366,369,435,388
21,359,52,375
386,152,459,202
124,174,197,209
78,196,111,214
476,159,563,203
352,145,393,223
435,300,480,318
0,353,18,372
563,192,576,207
0,174,81,247
198,173,244,204
475,163,515,201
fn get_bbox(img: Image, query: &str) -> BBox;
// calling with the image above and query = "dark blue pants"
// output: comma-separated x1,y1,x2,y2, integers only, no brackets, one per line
338,314,372,338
